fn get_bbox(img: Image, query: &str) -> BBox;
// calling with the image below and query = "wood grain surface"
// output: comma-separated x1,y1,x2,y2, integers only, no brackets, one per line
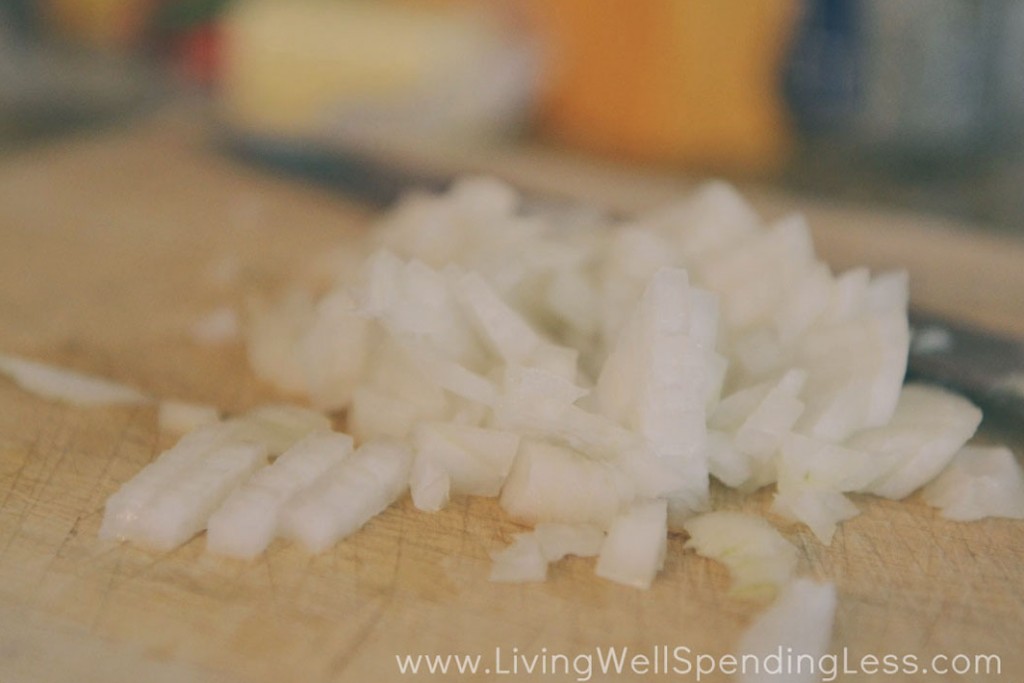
0,111,1022,682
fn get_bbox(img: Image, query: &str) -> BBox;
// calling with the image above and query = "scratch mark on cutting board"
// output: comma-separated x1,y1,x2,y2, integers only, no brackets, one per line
83,405,147,516
91,550,124,633
29,409,143,599
325,598,389,679
32,513,83,596
919,599,950,649
389,503,405,597
0,405,48,512
458,495,470,556
264,554,280,611
0,411,68,563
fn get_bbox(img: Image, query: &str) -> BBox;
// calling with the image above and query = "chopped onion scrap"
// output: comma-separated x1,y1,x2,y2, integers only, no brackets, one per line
101,405,330,549
490,523,605,583
489,533,548,583
207,431,354,558
281,439,412,553
190,306,240,346
533,523,605,562
0,353,150,406
158,400,221,435
595,499,668,590
922,445,1024,521
736,578,837,683
848,384,982,499
127,441,268,552
683,511,798,599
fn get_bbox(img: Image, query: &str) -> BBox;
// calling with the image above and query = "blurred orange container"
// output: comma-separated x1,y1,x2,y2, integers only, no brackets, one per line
525,0,800,172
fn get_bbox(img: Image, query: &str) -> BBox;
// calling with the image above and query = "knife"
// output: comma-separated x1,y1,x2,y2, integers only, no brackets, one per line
908,311,1024,432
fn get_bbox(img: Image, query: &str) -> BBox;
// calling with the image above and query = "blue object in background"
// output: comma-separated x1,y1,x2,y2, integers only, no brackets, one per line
785,0,1002,162
783,0,861,135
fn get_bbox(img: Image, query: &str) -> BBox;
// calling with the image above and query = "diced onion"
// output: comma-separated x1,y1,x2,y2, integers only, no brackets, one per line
533,523,605,562
0,353,149,406
683,511,798,599
736,579,837,683
101,176,1004,606
489,533,548,583
281,440,412,553
158,400,221,435
207,431,353,558
922,445,1024,521
595,499,668,590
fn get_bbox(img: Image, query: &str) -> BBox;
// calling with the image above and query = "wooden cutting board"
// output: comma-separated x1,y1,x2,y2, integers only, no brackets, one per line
0,111,1022,683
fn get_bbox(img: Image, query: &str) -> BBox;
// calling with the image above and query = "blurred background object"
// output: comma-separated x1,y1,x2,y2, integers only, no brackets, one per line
1,0,1023,234
0,0,159,150
219,0,537,140
523,0,800,171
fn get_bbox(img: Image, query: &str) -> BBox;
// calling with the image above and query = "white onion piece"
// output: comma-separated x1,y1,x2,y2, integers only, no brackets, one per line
706,371,807,492
282,440,412,553
707,430,752,489
448,395,490,426
640,180,760,262
771,434,878,543
0,353,149,406
456,270,548,367
795,274,909,442
533,523,605,562
863,272,911,424
595,499,668,590
102,402,327,544
499,440,632,527
922,445,1024,521
732,369,805,460
374,189,468,267
543,265,603,374
777,434,879,493
736,579,837,683
129,442,268,551
598,227,676,348
298,289,374,411
206,431,353,558
696,213,814,332
190,307,240,346
225,404,332,456
409,455,451,512
448,176,520,220
493,366,634,459
412,422,520,500
489,533,548,583
358,251,484,368
244,289,314,395
683,511,798,599
731,328,787,381
365,335,450,412
597,268,712,511
498,364,589,408
402,343,497,407
773,262,832,345
349,387,430,442
848,384,982,499
710,383,772,432
771,490,860,545
821,267,870,325
158,400,220,436
100,423,226,541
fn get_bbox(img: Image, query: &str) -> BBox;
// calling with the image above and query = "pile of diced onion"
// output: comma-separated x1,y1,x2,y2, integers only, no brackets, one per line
88,178,1023,670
